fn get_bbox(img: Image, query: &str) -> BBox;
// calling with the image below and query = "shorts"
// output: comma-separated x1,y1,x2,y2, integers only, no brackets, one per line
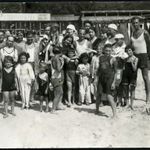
121,72,137,87
135,53,148,69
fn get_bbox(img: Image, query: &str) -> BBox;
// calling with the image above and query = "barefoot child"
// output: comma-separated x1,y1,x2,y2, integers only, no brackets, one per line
2,56,17,118
76,53,91,106
15,52,35,109
121,46,138,109
90,44,103,103
36,61,49,112
50,46,65,113
96,44,117,118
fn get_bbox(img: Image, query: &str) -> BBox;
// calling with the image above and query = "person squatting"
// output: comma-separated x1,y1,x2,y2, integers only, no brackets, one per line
0,16,150,119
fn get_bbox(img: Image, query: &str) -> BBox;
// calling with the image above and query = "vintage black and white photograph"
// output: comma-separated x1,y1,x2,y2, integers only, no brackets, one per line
0,1,150,148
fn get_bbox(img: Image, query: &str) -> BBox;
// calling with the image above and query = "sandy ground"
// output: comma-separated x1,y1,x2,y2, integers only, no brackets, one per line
0,70,150,148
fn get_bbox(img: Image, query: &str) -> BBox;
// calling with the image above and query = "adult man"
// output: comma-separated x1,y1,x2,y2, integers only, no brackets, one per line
131,17,150,113
14,31,26,55
0,31,6,49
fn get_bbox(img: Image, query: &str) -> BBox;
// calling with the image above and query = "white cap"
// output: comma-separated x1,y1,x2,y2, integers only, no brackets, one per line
66,24,76,31
42,34,49,40
108,24,118,31
114,33,124,39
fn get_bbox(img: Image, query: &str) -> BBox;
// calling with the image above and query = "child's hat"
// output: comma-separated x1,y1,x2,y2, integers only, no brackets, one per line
114,33,124,39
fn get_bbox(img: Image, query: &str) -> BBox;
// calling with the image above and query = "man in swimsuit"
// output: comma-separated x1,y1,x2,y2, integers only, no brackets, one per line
131,17,150,114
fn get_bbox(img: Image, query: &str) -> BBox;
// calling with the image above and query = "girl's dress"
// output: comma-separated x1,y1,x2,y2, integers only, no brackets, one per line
36,72,49,96
15,63,35,108
2,67,16,92
77,63,91,104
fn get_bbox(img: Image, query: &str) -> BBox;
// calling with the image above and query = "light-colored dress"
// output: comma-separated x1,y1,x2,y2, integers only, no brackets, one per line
76,63,91,103
15,63,35,108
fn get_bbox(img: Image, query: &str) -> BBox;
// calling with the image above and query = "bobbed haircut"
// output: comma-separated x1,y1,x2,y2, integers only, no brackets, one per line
18,52,30,63
4,56,14,64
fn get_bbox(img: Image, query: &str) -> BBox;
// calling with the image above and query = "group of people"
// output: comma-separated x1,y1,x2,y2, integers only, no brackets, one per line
0,16,150,119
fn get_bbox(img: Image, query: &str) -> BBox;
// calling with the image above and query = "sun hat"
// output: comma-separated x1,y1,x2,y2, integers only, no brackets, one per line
66,24,76,31
114,33,124,39
108,24,118,31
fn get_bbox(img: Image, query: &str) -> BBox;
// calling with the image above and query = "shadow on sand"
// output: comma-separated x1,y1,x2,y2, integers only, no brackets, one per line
74,107,109,118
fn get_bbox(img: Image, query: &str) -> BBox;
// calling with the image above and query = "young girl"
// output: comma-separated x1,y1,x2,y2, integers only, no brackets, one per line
76,53,91,105
65,48,78,107
96,44,117,118
121,46,138,109
2,56,17,118
15,52,35,109
36,61,49,112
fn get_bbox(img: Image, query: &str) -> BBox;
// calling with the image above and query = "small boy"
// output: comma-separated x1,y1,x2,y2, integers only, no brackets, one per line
50,46,65,113
96,44,118,118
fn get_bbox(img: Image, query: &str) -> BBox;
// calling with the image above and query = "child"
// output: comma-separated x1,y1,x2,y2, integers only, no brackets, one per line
2,56,17,118
76,53,91,105
121,46,138,109
36,61,49,112
96,44,117,118
90,44,103,103
65,48,78,107
50,46,65,113
15,52,35,109
112,34,128,106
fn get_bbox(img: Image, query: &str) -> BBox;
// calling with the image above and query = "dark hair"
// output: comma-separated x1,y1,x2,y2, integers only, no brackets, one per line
4,56,14,64
18,52,30,63
125,45,134,52
53,46,62,54
26,31,33,37
79,28,86,32
131,16,142,23
63,35,74,43
103,43,112,50
84,20,93,27
89,27,96,33
79,52,89,63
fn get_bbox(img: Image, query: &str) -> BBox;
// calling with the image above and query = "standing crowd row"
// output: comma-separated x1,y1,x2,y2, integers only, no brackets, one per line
0,16,150,118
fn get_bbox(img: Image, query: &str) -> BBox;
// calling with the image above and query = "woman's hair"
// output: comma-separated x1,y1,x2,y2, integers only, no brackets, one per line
4,56,14,64
103,43,112,50
18,52,30,63
125,45,134,52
